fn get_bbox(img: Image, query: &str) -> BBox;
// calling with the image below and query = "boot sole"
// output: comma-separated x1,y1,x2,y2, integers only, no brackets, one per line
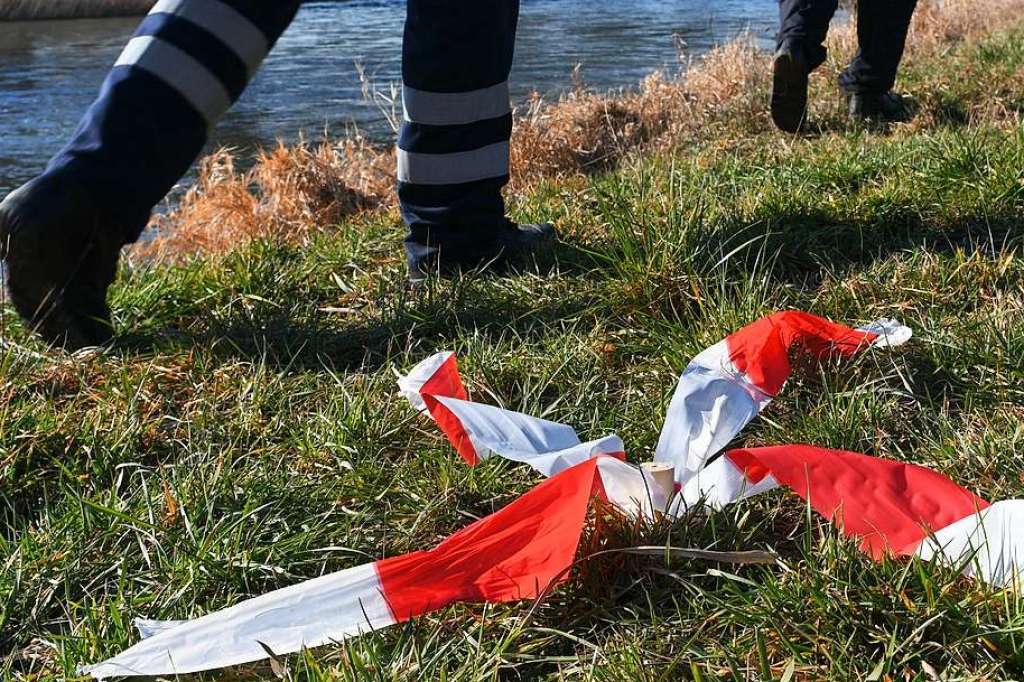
771,51,809,134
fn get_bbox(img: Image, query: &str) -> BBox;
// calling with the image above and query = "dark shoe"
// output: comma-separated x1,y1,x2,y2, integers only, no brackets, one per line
495,222,557,257
848,90,908,123
770,42,810,134
408,222,557,286
0,172,129,349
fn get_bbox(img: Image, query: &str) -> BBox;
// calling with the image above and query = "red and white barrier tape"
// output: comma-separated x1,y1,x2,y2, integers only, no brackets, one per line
83,458,611,678
677,445,1022,586
654,312,910,487
84,311,1022,679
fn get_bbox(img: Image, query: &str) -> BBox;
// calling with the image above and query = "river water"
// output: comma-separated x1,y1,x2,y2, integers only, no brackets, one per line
0,0,778,196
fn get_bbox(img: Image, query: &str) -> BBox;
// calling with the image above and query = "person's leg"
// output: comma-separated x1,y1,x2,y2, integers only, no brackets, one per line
839,0,918,96
51,0,301,236
771,0,839,132
400,0,537,277
777,0,839,71
0,0,300,347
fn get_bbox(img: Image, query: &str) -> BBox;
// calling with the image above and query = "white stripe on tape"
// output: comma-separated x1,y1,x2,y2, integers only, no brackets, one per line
397,141,510,185
134,618,186,639
403,82,511,126
150,0,269,76
675,454,779,513
916,500,1024,588
115,36,231,124
81,562,394,678
434,394,623,477
653,339,769,487
397,351,454,414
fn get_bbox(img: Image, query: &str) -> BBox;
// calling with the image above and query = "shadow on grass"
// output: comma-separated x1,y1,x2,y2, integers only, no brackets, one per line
591,203,1021,289
108,253,602,373
103,200,1022,375
766,208,1019,279
797,103,923,138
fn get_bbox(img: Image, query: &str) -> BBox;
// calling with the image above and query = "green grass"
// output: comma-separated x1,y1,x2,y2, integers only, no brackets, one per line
3,25,1024,682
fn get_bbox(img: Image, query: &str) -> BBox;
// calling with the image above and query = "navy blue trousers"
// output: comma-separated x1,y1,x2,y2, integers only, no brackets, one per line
778,0,918,94
46,0,519,268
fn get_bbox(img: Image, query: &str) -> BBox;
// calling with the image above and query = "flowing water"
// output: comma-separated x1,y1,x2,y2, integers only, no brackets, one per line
0,0,778,196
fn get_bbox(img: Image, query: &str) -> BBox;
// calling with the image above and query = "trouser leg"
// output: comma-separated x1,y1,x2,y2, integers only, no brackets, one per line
777,0,840,71
838,0,918,94
400,0,520,270
45,0,301,243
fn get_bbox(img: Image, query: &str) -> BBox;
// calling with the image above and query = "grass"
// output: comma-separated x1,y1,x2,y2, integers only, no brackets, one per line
3,5,1024,682
0,0,152,21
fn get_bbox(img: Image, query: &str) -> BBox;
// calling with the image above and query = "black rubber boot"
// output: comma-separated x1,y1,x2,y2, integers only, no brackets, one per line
770,41,811,134
848,90,908,123
0,171,136,350
408,222,558,286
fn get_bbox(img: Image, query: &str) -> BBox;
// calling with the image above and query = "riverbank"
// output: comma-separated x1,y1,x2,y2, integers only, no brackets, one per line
0,0,151,21
0,1,779,196
3,1,1024,679
140,0,1024,259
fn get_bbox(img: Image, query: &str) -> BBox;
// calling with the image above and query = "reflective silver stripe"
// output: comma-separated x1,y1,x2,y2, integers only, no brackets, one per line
403,82,511,126
397,142,510,185
115,36,231,124
150,0,269,76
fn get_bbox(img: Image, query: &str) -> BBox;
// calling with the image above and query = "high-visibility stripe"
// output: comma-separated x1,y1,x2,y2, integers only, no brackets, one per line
114,36,231,124
397,141,510,186
149,0,269,76
402,82,511,126
134,12,249,100
398,114,512,155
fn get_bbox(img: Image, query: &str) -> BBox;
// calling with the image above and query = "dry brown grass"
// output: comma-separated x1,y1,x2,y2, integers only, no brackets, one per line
139,0,1024,261
0,0,152,21
511,0,1024,186
137,136,393,258
509,36,769,189
904,0,1024,53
